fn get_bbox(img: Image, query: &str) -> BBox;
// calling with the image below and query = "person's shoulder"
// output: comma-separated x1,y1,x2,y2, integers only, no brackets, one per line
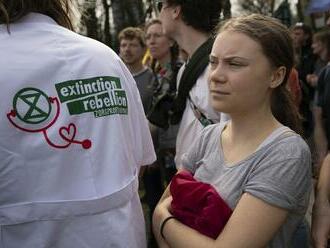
191,64,209,89
267,130,310,161
59,30,128,75
323,64,330,78
133,67,154,80
67,31,118,59
319,64,330,77
139,67,153,76
281,133,310,152
199,123,223,142
317,65,330,91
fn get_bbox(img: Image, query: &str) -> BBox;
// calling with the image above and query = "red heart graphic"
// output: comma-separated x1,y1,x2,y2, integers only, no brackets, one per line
59,123,76,142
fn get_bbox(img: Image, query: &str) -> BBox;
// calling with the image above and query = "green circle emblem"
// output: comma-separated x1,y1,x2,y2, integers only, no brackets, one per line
13,88,52,124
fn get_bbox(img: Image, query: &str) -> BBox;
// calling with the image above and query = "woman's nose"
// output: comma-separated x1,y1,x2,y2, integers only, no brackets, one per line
209,65,226,84
150,36,157,44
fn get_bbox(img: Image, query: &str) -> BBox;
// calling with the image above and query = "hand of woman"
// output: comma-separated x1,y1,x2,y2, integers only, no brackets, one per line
152,196,173,248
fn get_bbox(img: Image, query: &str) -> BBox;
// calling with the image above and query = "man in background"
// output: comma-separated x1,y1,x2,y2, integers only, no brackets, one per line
119,27,154,112
157,0,223,167
291,22,316,139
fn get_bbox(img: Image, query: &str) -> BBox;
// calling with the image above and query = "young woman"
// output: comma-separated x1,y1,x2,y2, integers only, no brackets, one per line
144,18,180,185
142,18,180,246
153,14,312,248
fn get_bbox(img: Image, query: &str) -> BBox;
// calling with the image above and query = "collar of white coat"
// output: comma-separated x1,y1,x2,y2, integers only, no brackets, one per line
15,12,58,26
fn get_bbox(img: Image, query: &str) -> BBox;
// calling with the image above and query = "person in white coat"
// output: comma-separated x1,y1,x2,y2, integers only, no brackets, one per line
0,1,155,247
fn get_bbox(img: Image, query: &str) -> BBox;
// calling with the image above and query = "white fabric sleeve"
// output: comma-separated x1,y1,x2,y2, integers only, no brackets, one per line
118,59,156,166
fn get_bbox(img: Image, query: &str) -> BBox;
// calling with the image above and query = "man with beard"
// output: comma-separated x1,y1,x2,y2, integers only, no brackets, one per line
119,27,154,113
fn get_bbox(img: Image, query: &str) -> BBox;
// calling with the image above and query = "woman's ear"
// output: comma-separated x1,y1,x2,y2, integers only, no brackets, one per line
270,66,286,88
172,5,181,19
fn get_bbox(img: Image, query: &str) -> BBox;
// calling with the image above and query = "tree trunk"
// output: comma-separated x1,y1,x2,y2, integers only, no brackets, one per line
144,0,154,20
111,0,145,52
223,0,232,19
125,0,145,27
296,0,305,22
270,0,276,15
102,0,112,46
81,0,99,40
112,0,144,34
112,0,125,34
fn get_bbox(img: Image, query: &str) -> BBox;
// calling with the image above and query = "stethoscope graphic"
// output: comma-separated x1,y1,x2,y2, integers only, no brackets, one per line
7,87,92,149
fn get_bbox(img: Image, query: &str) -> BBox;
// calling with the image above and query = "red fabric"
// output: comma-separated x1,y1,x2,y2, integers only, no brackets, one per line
288,68,302,107
170,170,232,239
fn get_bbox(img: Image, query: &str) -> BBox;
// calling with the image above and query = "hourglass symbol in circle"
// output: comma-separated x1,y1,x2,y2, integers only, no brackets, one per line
7,87,92,149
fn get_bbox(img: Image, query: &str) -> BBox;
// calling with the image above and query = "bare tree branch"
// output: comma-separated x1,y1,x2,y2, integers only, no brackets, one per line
238,0,272,15
223,0,232,19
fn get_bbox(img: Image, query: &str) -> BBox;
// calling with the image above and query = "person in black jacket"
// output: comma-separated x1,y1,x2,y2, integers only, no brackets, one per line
292,22,316,139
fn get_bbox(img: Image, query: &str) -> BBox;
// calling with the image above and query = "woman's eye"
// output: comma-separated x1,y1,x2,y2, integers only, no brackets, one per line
209,59,217,65
228,62,244,67
209,61,217,69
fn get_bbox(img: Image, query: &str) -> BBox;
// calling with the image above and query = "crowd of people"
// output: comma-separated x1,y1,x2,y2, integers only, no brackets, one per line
0,0,330,247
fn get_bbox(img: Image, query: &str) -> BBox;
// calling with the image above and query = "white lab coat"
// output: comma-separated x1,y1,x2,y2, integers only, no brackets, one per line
0,13,155,248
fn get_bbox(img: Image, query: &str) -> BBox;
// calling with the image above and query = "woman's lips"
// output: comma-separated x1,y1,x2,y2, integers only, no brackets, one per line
210,90,230,95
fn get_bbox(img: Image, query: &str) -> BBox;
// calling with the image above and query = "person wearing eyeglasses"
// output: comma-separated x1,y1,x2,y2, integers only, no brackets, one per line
155,0,223,171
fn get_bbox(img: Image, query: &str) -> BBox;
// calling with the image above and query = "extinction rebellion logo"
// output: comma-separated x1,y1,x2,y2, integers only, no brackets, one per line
13,88,52,124
7,87,92,149
55,76,128,118
6,76,128,150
